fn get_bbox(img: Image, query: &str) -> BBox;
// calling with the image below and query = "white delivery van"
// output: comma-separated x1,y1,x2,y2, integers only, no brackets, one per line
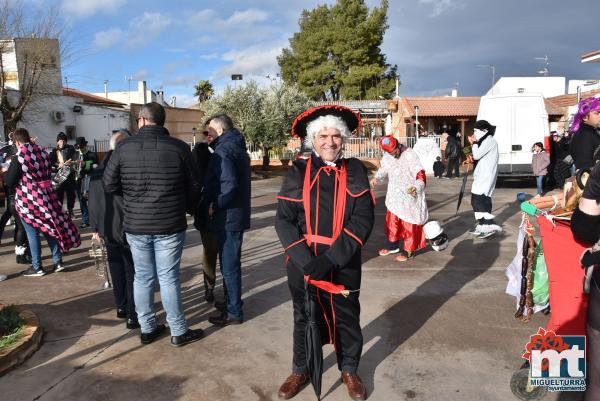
476,93,550,177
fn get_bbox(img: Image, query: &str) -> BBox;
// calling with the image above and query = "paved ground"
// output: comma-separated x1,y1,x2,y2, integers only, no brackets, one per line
0,171,585,401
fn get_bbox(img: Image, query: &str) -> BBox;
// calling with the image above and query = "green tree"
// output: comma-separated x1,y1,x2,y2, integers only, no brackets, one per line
200,81,309,168
278,0,396,101
193,79,214,103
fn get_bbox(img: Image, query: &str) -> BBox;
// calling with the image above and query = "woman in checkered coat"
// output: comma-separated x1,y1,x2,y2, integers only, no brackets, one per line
4,128,80,276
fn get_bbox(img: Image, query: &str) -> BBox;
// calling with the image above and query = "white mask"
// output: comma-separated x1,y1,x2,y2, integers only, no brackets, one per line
474,128,487,140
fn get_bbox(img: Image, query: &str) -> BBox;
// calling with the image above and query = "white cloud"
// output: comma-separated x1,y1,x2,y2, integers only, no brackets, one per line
417,0,464,18
62,0,127,19
199,53,219,60
126,12,172,48
131,69,150,81
223,9,269,26
92,28,124,50
93,12,172,51
216,43,284,79
188,8,275,45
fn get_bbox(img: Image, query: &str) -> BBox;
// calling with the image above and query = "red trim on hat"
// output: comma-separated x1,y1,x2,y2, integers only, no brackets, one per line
291,105,362,138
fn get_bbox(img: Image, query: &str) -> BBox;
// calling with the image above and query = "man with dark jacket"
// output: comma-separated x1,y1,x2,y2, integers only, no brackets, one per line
103,102,203,347
49,132,77,216
444,132,461,178
192,131,220,304
89,130,138,330
570,97,600,171
202,114,251,326
74,136,98,228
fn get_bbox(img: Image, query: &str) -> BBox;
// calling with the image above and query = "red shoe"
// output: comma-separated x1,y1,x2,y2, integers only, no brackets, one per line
378,248,400,256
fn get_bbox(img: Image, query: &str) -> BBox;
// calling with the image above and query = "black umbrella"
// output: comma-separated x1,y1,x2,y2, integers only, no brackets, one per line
305,281,323,401
455,164,471,215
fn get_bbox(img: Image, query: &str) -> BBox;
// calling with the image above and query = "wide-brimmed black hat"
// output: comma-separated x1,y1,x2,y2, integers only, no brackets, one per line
75,137,88,148
474,120,496,135
291,105,361,138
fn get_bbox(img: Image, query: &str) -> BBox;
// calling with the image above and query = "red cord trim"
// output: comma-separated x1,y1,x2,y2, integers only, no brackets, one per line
276,195,302,202
285,238,306,251
346,188,370,198
343,228,363,246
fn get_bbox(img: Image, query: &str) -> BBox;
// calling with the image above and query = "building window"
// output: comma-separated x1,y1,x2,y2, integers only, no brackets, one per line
65,125,76,141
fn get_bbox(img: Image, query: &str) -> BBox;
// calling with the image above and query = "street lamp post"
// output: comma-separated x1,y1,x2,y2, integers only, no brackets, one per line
192,127,196,146
414,105,420,139
231,74,243,88
477,64,496,94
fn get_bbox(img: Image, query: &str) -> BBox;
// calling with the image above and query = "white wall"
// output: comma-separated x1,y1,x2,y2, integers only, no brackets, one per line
91,89,161,106
75,104,130,144
486,77,566,97
567,80,600,94
4,93,129,149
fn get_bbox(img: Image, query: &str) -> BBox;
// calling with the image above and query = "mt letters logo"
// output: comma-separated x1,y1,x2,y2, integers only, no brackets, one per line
522,328,586,392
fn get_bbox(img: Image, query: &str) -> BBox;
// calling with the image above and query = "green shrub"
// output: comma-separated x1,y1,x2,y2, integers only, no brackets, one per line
0,305,25,349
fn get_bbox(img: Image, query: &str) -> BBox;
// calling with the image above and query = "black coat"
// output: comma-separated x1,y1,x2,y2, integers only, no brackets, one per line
102,125,201,235
570,123,600,170
88,152,126,245
49,145,76,171
445,136,461,159
275,155,375,287
202,129,251,232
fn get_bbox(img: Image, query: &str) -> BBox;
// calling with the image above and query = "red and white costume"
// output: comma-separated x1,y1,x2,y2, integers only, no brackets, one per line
374,143,428,254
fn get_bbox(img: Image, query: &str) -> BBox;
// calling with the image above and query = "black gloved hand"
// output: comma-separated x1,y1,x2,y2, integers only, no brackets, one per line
303,254,335,281
581,249,600,268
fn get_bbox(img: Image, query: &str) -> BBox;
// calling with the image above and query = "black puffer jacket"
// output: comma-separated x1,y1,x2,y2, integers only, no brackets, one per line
103,125,201,235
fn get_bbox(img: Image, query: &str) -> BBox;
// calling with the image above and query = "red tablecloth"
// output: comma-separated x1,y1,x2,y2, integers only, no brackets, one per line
538,216,589,336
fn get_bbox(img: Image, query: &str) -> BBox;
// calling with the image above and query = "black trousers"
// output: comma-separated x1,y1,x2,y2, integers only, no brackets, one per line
8,197,27,249
471,193,497,225
106,240,135,319
56,175,76,212
446,157,460,178
287,262,363,374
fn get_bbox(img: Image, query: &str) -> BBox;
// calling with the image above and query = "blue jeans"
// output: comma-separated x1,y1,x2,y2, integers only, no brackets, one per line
22,220,61,270
126,231,188,336
218,230,244,321
76,181,89,224
536,176,544,195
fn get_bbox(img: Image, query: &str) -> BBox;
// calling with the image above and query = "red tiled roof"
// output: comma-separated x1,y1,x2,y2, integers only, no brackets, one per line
401,97,480,117
62,88,126,107
548,89,600,108
582,49,600,63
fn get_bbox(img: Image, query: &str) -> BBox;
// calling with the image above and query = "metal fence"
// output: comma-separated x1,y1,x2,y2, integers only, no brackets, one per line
244,136,441,160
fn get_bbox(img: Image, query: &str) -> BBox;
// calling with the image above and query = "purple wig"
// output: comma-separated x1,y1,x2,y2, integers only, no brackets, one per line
571,97,600,133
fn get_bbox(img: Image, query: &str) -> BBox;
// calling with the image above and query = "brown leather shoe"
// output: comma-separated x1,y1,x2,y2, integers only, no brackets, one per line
341,372,367,400
278,373,309,399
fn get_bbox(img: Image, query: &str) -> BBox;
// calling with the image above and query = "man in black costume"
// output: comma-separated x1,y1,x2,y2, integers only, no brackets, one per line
275,105,375,401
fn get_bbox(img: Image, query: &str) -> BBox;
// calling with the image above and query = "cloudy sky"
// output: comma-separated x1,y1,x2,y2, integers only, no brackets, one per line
48,0,600,106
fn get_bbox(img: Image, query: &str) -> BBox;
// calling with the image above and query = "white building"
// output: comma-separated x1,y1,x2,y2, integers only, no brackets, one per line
486,77,566,98
567,79,600,94
92,81,168,107
4,88,130,149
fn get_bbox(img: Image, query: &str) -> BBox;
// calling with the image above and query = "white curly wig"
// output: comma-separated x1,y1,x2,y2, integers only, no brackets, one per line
305,115,351,145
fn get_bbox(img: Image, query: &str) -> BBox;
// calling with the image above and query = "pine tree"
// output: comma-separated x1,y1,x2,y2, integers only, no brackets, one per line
278,0,396,101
